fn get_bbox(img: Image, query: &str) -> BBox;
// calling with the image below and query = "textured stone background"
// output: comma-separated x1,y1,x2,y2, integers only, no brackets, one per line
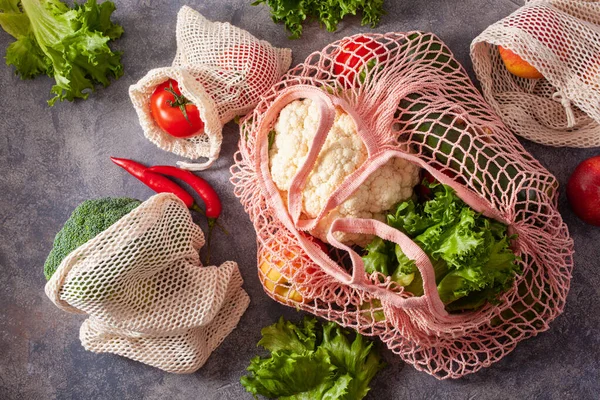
1,0,599,399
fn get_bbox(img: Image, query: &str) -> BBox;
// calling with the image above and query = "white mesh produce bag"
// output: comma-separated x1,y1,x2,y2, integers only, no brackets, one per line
130,6,292,170
45,193,250,373
471,0,600,147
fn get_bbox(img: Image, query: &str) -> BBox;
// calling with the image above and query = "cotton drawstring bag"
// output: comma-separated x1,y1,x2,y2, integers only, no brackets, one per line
45,193,250,373
471,0,600,147
130,6,292,170
231,32,574,379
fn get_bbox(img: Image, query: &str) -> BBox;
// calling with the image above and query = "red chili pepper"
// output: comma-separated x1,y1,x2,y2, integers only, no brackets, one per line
110,157,195,208
147,165,224,264
146,166,222,219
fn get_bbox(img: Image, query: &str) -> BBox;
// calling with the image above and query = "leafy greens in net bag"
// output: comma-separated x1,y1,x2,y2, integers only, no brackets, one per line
231,32,573,379
129,6,291,170
471,0,600,147
45,193,249,373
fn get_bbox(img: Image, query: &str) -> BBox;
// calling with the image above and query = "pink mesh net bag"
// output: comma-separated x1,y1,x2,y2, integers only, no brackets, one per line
471,0,600,147
129,6,292,170
45,193,250,373
231,32,574,379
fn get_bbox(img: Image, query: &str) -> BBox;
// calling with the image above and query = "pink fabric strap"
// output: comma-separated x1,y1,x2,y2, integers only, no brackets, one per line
327,218,442,312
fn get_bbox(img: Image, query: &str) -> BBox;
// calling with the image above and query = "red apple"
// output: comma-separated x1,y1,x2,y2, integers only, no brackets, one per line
567,155,600,226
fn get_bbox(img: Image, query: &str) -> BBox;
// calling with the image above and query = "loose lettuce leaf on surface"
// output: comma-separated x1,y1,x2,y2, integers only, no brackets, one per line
1,0,123,104
241,317,384,400
252,0,385,39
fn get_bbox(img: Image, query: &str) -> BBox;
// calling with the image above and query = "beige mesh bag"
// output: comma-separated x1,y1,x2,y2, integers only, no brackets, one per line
45,193,250,373
129,6,292,170
471,0,600,147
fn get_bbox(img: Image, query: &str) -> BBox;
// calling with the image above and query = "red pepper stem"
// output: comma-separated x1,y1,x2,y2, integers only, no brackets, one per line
205,218,217,265
191,203,204,215
189,203,228,234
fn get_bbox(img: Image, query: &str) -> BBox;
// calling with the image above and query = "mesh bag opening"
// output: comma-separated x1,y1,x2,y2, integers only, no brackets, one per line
45,194,250,373
471,0,600,147
129,6,292,170
231,32,574,379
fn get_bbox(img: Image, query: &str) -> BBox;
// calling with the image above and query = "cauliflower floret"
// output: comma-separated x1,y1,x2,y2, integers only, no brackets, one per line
269,99,420,247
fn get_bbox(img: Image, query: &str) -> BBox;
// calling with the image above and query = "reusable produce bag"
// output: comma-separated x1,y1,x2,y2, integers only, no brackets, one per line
471,0,600,147
45,193,250,373
130,6,292,170
231,32,574,379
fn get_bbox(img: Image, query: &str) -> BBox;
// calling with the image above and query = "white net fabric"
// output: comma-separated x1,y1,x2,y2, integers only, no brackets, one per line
471,0,600,147
129,6,292,170
45,194,250,373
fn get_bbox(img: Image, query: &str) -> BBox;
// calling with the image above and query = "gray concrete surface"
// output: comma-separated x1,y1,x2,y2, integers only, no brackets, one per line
1,0,599,399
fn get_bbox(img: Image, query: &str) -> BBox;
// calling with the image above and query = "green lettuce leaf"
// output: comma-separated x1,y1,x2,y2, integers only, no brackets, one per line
241,317,384,400
241,348,337,399
362,236,395,276
258,316,317,354
252,0,385,39
362,181,520,312
1,0,123,105
319,323,383,400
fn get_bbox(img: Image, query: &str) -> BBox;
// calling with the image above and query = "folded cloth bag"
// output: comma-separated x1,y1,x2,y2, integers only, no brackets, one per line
471,0,600,147
130,6,292,170
231,32,573,379
45,193,250,373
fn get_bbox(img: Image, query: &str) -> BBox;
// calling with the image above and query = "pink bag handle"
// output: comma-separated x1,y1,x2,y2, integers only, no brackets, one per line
327,218,441,312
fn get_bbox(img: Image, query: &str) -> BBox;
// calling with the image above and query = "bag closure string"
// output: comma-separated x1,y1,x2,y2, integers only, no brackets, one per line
552,89,576,128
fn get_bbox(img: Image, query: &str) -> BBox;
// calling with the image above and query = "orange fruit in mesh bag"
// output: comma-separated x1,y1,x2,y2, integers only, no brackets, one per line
498,46,544,79
259,250,302,303
258,248,308,304
258,235,327,304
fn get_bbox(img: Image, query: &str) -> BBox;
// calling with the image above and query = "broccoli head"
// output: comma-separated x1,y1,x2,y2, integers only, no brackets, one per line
44,197,141,280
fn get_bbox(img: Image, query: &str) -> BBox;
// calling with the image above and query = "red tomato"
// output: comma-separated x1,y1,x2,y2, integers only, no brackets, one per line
333,35,387,87
150,79,204,138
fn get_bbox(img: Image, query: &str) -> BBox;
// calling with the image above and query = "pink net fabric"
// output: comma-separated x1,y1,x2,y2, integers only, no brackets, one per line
471,0,600,147
231,32,574,379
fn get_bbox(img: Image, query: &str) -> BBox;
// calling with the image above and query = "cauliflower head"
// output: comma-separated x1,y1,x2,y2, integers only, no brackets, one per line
269,99,420,247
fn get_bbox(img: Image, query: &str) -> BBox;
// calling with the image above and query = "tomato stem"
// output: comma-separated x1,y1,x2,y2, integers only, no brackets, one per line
165,81,194,126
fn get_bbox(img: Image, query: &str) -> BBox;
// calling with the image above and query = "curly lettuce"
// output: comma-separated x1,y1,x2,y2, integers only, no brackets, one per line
241,317,384,400
363,181,520,312
0,0,123,105
252,0,385,39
